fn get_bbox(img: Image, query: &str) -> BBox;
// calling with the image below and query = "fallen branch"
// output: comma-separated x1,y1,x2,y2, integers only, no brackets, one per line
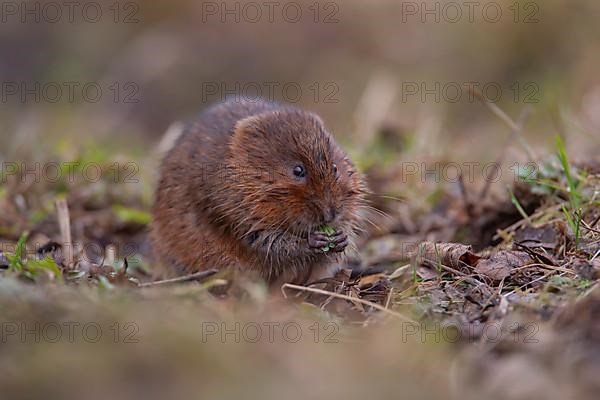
281,283,418,325
55,199,74,270
138,269,219,287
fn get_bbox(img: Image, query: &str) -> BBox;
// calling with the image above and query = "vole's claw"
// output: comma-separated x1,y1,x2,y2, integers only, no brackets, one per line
308,233,330,249
331,231,347,244
330,231,348,252
331,238,349,252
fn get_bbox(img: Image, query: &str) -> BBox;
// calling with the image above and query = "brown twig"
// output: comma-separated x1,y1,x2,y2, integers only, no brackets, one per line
590,214,600,228
281,283,418,324
513,242,557,266
138,269,219,287
581,219,600,235
385,287,394,309
503,271,566,297
55,199,74,270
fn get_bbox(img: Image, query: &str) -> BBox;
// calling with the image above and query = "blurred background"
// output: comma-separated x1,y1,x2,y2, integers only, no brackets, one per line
1,1,600,399
2,0,599,160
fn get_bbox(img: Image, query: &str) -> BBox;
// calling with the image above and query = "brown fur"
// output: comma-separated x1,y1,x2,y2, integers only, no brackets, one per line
150,98,368,285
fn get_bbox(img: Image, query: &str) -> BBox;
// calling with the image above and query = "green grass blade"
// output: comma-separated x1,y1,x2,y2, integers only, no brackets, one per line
7,232,29,272
555,134,581,210
507,186,530,224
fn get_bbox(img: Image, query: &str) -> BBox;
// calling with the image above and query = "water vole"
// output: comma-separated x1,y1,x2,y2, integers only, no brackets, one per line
150,98,368,286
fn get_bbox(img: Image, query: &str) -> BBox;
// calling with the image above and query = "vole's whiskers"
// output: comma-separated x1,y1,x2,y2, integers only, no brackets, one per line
374,194,406,203
361,205,392,220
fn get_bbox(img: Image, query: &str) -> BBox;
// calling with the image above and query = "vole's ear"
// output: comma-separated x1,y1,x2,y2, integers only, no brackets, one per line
230,112,274,153
233,114,263,136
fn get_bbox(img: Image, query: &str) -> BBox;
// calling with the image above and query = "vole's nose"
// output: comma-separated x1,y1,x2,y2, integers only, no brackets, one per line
322,207,337,224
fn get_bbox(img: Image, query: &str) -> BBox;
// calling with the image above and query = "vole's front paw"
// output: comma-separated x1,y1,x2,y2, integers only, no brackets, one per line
330,230,348,253
307,230,348,254
308,232,331,254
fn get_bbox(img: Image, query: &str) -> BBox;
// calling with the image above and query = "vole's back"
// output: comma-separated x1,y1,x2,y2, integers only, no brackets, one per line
151,99,284,276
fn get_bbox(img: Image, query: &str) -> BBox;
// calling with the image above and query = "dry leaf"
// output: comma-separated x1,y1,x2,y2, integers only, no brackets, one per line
357,273,387,288
514,223,564,251
475,251,532,281
414,242,481,271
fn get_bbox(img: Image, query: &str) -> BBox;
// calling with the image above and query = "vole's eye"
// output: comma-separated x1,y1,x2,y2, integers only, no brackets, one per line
293,165,305,178
333,163,338,175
